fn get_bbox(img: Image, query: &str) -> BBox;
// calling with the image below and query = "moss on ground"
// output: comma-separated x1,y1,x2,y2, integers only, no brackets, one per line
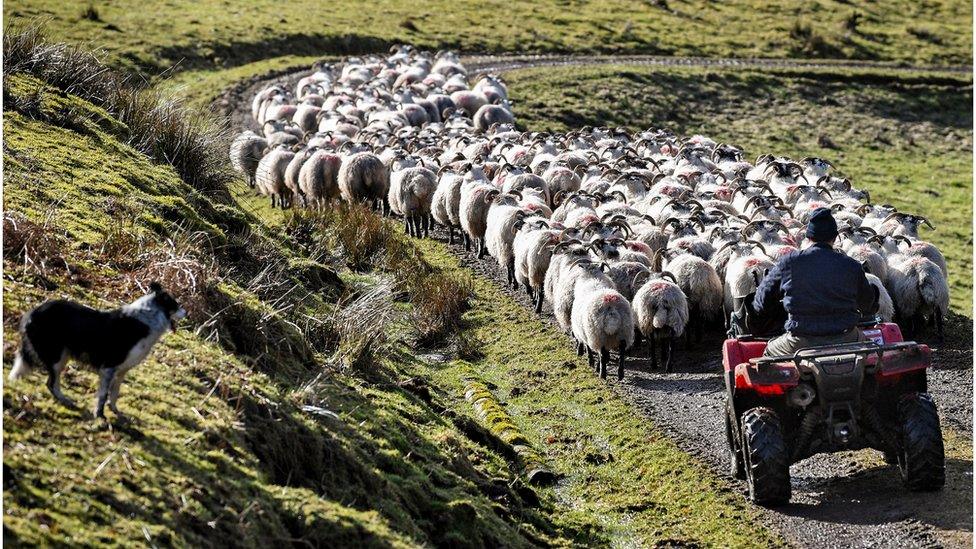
4,0,972,76
508,64,973,315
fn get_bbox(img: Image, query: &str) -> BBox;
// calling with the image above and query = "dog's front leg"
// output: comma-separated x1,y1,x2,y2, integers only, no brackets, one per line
94,367,117,419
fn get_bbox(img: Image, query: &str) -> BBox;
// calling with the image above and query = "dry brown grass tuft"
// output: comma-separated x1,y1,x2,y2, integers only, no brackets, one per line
2,211,70,282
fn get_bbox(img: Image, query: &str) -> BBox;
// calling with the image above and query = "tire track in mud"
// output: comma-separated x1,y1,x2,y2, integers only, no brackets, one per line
222,58,973,549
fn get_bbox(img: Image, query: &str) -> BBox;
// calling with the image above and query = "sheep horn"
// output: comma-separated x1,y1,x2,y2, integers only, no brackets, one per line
660,271,678,284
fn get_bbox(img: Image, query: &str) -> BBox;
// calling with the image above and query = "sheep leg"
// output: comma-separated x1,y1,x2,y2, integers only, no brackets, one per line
576,339,585,356
617,341,626,381
663,338,673,373
525,283,534,299
478,239,487,259
587,348,595,369
508,261,518,289
649,334,657,370
425,215,431,238
448,226,455,245
599,348,609,379
270,194,276,209
463,232,471,251
534,287,544,314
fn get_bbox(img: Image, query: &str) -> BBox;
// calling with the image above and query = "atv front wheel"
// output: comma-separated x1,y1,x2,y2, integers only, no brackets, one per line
742,407,791,506
897,393,945,491
725,401,745,480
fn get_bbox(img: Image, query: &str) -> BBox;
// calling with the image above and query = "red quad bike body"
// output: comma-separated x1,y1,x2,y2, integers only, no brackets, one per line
723,322,946,506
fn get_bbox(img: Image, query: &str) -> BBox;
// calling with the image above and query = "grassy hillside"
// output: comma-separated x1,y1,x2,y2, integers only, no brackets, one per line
3,35,784,546
4,0,972,76
508,64,974,315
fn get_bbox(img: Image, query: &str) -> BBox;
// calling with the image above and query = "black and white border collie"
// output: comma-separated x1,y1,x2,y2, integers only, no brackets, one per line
9,282,186,419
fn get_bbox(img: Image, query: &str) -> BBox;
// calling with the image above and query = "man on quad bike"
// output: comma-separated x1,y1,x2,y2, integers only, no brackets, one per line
724,207,944,506
753,207,878,353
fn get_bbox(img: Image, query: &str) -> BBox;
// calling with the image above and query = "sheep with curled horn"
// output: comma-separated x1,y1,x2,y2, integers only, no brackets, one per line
720,240,774,328
799,156,835,179
855,203,899,229
875,212,936,239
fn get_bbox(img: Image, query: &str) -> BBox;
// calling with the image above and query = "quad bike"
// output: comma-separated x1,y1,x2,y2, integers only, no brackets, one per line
723,319,945,506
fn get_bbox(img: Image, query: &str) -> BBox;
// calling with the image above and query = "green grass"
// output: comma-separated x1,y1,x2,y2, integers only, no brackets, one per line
4,0,972,76
507,64,973,315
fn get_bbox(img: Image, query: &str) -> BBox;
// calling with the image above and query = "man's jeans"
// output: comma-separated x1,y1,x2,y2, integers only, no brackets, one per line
763,328,863,357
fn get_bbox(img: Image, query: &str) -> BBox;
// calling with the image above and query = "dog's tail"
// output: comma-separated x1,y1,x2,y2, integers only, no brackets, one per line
9,335,38,381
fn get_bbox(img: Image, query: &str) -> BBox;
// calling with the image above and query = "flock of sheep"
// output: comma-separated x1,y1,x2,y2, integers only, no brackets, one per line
230,45,949,379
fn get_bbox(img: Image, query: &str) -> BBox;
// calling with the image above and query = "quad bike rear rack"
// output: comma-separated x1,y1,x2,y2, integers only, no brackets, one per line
751,341,922,367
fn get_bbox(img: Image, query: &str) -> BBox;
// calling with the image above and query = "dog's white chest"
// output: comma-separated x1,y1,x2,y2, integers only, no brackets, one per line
119,333,162,372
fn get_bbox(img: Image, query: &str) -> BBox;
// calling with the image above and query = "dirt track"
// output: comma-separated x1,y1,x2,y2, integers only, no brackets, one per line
222,57,973,549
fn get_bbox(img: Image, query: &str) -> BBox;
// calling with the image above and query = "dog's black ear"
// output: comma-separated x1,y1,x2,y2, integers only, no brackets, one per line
149,281,163,294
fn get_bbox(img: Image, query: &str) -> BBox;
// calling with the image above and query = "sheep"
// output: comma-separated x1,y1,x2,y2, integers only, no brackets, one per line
570,262,636,380
513,218,558,312
229,131,267,188
632,273,689,372
295,149,342,207
484,193,527,286
865,272,895,322
885,248,949,342
474,104,515,134
388,159,438,237
722,243,776,327
432,168,465,243
459,181,497,258
338,152,389,213
283,147,318,208
605,259,651,302
254,147,295,208
661,251,724,346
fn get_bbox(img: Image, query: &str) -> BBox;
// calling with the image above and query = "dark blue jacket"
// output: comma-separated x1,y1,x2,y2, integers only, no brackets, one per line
753,243,876,337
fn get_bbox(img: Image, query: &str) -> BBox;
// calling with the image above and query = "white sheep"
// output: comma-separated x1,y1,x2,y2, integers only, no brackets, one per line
570,262,636,380
632,273,689,372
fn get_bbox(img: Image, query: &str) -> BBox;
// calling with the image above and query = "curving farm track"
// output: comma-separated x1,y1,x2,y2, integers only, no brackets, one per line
222,54,973,549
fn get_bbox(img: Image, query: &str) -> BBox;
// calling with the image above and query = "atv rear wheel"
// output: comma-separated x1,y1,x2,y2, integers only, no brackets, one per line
725,400,745,480
742,407,791,506
897,393,945,491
